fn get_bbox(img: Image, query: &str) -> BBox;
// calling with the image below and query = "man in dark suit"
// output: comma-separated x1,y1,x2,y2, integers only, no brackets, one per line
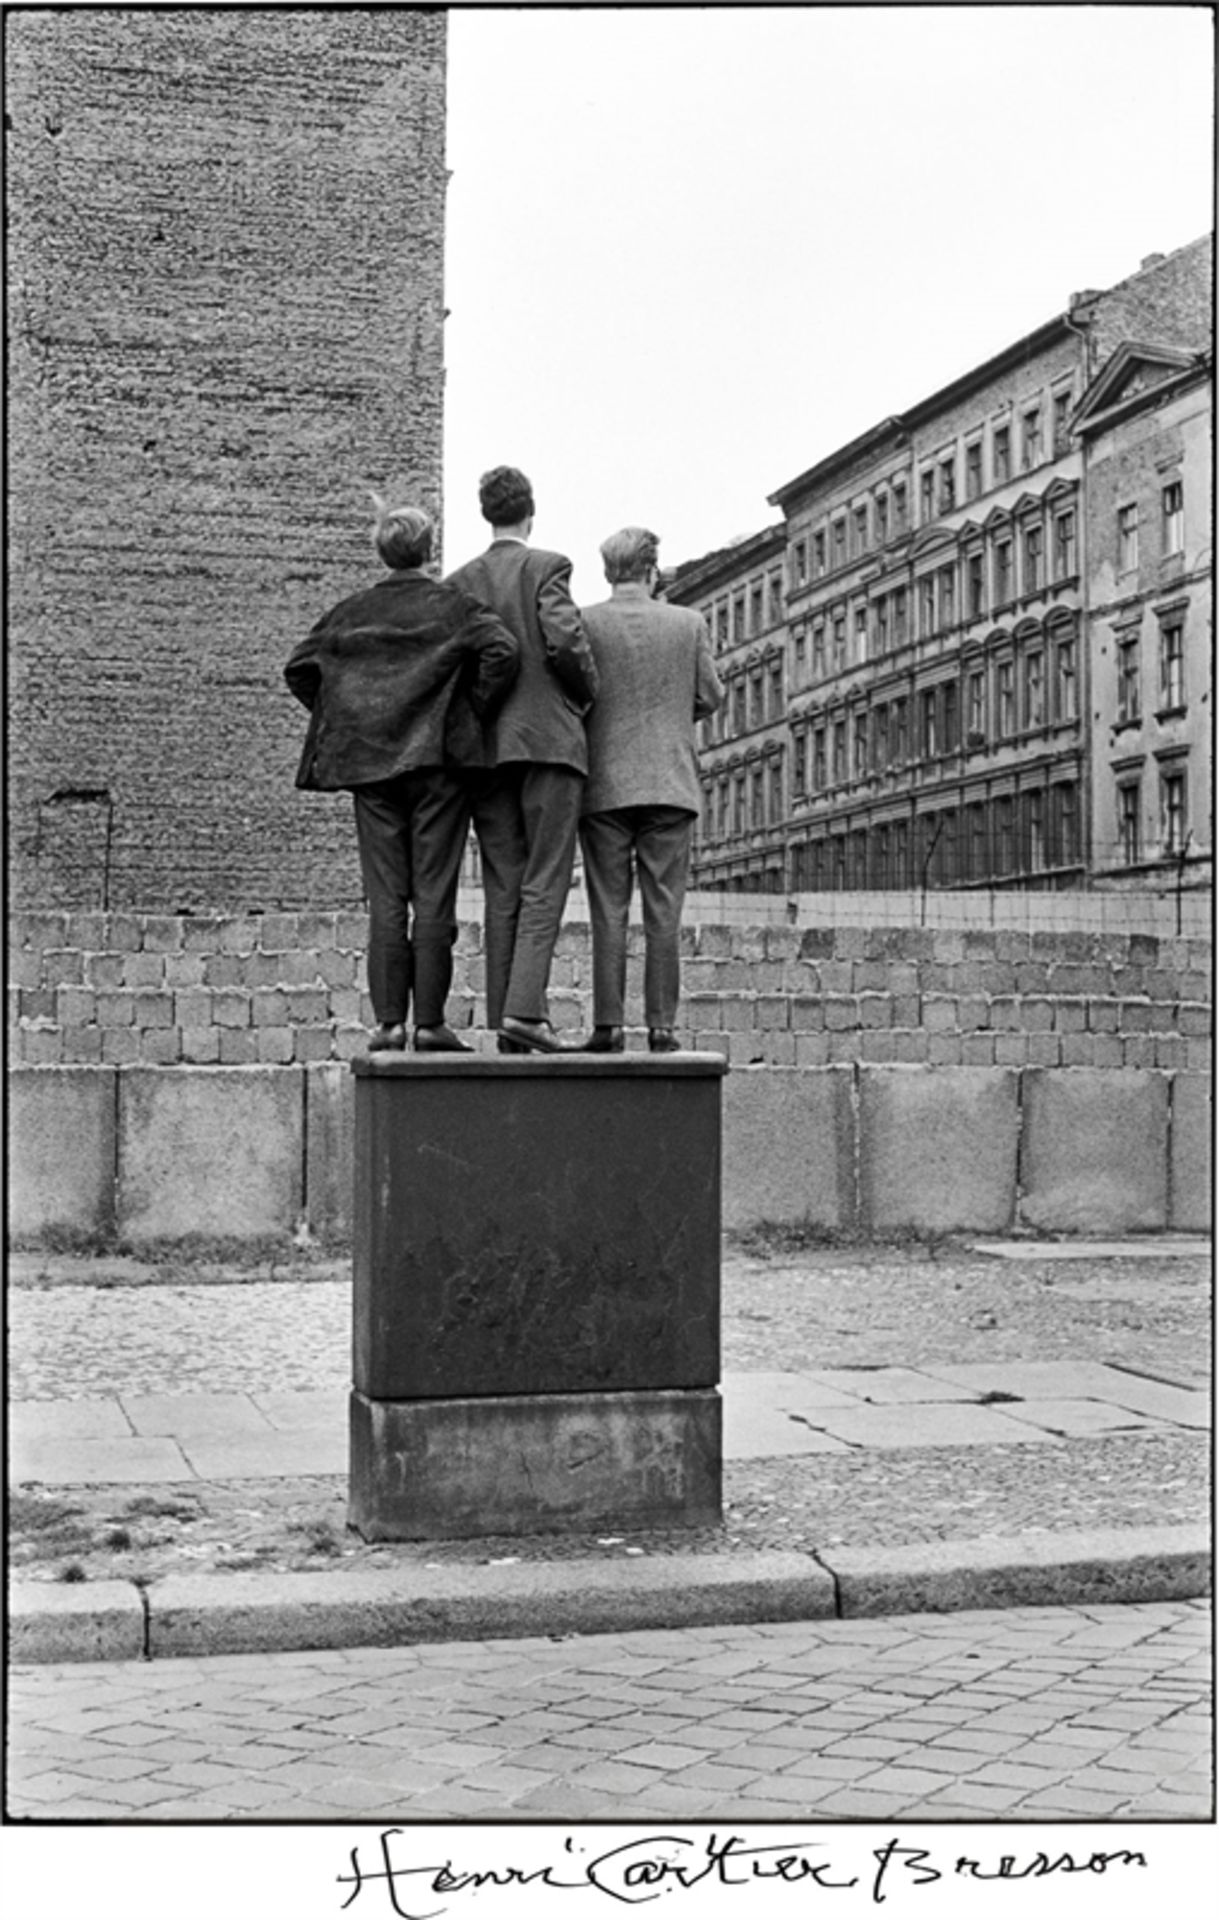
446,466,599,1053
286,500,519,1053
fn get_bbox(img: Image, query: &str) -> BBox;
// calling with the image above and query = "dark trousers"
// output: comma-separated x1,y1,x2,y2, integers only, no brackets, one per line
579,805,695,1028
469,763,582,1024
353,770,472,1028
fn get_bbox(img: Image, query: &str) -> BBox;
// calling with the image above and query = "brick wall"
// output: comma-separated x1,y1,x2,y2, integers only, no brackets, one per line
7,10,447,914
1083,234,1214,367
9,908,1211,1070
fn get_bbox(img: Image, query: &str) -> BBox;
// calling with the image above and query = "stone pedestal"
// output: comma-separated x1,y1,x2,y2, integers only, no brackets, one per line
348,1052,726,1539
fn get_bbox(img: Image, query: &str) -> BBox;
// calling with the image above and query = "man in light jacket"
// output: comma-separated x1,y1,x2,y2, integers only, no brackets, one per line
576,526,723,1053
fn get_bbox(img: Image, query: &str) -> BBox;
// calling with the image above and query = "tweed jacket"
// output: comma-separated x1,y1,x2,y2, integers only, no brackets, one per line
284,569,519,791
579,583,723,816
444,540,599,775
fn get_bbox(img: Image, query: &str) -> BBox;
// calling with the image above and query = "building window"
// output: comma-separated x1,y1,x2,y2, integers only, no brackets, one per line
1024,650,1044,728
812,530,826,576
1054,508,1076,579
939,564,956,627
994,538,1013,604
1052,387,1073,452
966,552,985,620
1023,524,1044,594
875,596,890,652
892,481,908,531
750,584,764,634
793,540,808,586
832,720,847,785
1161,769,1187,856
751,764,764,828
812,729,826,791
854,710,868,778
793,628,806,681
920,470,935,522
994,795,1014,874
853,505,868,554
1026,790,1045,870
939,457,956,512
969,802,988,879
965,440,983,501
832,611,846,671
1118,781,1140,866
768,657,784,719
873,702,888,767
943,680,959,753
733,595,746,639
854,603,869,663
892,586,908,644
832,520,847,569
1022,406,1042,470
919,577,936,637
715,603,729,649
997,660,1015,736
1117,633,1141,723
1159,619,1185,709
793,732,808,795
892,698,909,764
1162,480,1184,555
875,493,889,543
1118,503,1139,573
967,669,986,740
748,674,763,729
812,623,826,678
769,758,783,824
769,572,784,622
921,687,938,759
732,678,747,733
1056,636,1077,721
1055,782,1080,866
733,773,746,836
993,423,1011,483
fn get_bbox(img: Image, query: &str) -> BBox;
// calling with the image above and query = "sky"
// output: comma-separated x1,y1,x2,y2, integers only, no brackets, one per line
441,3,1215,601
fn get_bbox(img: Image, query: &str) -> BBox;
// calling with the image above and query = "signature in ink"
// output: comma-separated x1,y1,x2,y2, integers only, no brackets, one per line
337,1828,1149,1916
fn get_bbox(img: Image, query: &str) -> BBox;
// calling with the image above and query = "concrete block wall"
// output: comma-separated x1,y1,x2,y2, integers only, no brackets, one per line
8,905,1211,1072
8,1062,1211,1244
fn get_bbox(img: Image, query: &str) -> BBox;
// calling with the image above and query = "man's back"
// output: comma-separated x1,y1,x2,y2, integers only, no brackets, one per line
446,540,596,771
581,588,721,814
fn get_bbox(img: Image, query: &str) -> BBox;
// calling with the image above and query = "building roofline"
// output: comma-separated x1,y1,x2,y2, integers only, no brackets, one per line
668,522,786,590
768,314,1074,511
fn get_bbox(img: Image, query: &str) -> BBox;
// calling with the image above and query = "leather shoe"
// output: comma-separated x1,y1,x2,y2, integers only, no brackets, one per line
496,1034,531,1054
582,1025,624,1053
413,1025,472,1053
648,1028,681,1053
368,1023,407,1052
498,1016,575,1055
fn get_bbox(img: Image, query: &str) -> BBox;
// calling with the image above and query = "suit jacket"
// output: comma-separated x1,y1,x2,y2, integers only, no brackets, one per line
444,540,598,775
284,569,519,791
579,583,723,815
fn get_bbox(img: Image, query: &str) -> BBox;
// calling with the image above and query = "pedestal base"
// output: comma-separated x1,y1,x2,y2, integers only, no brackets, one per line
348,1387,722,1541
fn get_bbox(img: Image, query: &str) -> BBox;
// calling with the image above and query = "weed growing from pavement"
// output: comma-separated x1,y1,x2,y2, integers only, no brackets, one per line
730,1222,962,1260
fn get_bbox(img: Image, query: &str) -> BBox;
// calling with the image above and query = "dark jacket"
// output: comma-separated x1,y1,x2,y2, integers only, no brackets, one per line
284,570,519,791
444,540,599,775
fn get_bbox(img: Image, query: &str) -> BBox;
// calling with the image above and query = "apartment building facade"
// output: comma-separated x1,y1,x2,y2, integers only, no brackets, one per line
1075,341,1212,888
673,236,1212,894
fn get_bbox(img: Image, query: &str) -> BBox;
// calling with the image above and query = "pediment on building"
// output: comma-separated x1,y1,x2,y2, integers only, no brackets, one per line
1073,340,1208,433
908,524,959,559
983,503,1013,531
1011,492,1043,518
1043,475,1080,504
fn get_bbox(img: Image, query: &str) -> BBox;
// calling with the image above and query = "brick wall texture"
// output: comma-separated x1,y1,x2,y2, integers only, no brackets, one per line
7,9,447,913
1079,233,1215,366
9,912,1211,1070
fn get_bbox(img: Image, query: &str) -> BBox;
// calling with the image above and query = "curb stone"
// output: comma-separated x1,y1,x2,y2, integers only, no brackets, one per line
9,1526,1210,1664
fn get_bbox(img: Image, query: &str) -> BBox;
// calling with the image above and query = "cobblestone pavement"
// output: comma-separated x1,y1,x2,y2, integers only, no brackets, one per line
8,1243,1211,1400
6,1601,1211,1822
